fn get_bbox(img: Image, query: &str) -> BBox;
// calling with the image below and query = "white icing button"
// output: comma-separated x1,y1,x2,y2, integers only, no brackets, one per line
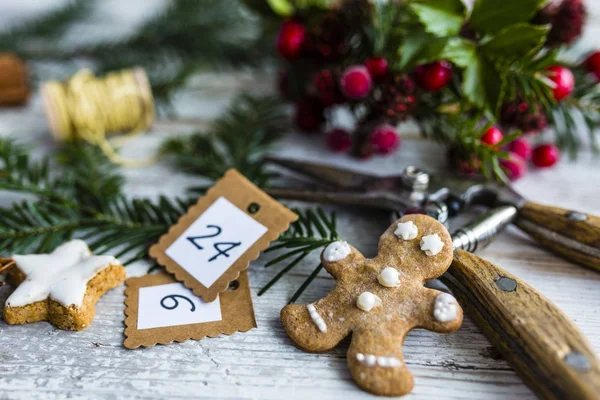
420,234,445,256
356,353,365,362
307,303,328,333
323,241,351,262
394,221,418,240
377,267,400,288
433,293,458,322
356,292,382,312
365,354,377,366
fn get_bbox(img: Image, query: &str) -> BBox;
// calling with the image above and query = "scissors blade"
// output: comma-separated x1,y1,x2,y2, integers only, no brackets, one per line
264,155,401,190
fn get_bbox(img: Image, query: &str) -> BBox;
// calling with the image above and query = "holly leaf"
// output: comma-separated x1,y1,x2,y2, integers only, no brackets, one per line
409,0,466,37
397,31,447,70
481,23,549,63
440,38,476,68
266,0,295,16
462,55,506,115
469,0,547,35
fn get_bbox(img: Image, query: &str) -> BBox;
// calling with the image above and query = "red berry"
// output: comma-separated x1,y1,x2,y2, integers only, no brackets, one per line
584,51,600,81
294,97,325,132
326,128,352,152
508,137,532,161
370,124,400,154
532,143,560,168
364,57,389,81
277,20,306,61
313,70,342,106
481,126,504,147
340,66,372,99
414,61,452,92
500,153,528,181
547,65,575,101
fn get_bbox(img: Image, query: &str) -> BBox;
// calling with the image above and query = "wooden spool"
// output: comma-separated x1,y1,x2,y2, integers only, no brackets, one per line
0,53,29,106
41,67,153,142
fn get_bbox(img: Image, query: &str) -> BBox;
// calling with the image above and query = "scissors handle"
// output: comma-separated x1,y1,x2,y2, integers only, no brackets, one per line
514,202,600,272
445,250,600,400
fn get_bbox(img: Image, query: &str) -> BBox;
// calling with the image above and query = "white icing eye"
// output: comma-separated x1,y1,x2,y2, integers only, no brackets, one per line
420,234,444,256
323,241,351,262
377,267,400,288
433,292,458,322
356,292,382,312
394,221,418,240
356,353,365,362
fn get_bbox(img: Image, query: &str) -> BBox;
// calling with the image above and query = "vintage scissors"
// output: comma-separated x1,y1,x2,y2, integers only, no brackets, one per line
264,155,600,400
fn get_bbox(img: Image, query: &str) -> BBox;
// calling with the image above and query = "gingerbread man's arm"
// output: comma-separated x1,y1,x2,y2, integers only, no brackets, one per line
281,290,352,352
413,287,463,333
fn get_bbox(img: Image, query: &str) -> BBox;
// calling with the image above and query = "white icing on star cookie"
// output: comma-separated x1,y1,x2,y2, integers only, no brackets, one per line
6,240,120,308
420,234,444,256
307,303,327,333
433,293,458,322
377,267,400,287
394,221,418,240
323,240,351,262
356,292,382,312
356,353,402,368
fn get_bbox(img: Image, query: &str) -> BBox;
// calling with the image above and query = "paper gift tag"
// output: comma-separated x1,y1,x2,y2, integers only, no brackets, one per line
149,169,297,302
123,271,256,349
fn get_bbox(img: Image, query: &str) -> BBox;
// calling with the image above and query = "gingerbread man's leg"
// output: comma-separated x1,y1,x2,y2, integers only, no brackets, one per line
281,289,352,352
414,288,463,333
347,323,413,396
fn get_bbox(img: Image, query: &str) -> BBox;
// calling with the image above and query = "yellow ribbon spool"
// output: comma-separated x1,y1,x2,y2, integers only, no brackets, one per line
41,67,155,167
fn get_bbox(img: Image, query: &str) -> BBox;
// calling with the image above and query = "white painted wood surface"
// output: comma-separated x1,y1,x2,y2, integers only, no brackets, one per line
0,1,599,399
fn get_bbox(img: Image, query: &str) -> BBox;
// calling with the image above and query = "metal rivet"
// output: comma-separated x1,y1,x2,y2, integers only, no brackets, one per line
495,276,517,292
247,202,260,214
567,211,587,222
564,351,591,372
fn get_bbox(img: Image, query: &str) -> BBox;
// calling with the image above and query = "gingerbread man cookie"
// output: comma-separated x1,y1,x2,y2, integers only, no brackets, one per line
3,240,126,330
280,214,463,396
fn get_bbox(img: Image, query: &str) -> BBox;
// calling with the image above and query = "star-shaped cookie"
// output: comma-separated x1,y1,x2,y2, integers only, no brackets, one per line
3,240,126,330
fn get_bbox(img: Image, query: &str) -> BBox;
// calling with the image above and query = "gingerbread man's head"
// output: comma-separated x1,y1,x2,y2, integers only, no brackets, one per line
280,214,463,396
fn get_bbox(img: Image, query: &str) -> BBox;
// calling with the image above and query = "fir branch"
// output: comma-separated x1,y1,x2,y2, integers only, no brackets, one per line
259,208,338,302
161,94,289,187
0,0,90,53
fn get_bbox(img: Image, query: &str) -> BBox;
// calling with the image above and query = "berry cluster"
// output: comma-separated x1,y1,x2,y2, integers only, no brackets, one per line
277,18,454,157
273,0,597,180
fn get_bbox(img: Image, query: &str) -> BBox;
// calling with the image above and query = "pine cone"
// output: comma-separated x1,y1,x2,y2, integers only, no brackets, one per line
500,96,549,133
375,75,418,124
533,0,586,46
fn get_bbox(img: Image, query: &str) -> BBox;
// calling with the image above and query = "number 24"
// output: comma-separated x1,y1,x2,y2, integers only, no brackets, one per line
186,225,241,261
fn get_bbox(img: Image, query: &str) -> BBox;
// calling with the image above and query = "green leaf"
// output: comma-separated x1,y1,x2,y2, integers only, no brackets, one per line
469,0,547,35
267,0,294,16
397,31,448,70
481,23,549,62
440,38,476,68
409,0,466,37
462,56,506,114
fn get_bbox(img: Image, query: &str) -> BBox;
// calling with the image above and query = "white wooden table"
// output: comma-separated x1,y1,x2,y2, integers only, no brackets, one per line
1,2,599,399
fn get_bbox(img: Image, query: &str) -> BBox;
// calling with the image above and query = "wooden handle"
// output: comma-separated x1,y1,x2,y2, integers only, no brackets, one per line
445,250,600,400
515,202,600,272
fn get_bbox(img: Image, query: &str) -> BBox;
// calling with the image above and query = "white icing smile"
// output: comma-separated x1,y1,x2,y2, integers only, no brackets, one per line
307,303,327,333
356,292,382,312
420,234,444,256
377,267,400,287
356,353,402,368
6,240,119,308
323,241,351,262
394,221,418,240
433,293,458,322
